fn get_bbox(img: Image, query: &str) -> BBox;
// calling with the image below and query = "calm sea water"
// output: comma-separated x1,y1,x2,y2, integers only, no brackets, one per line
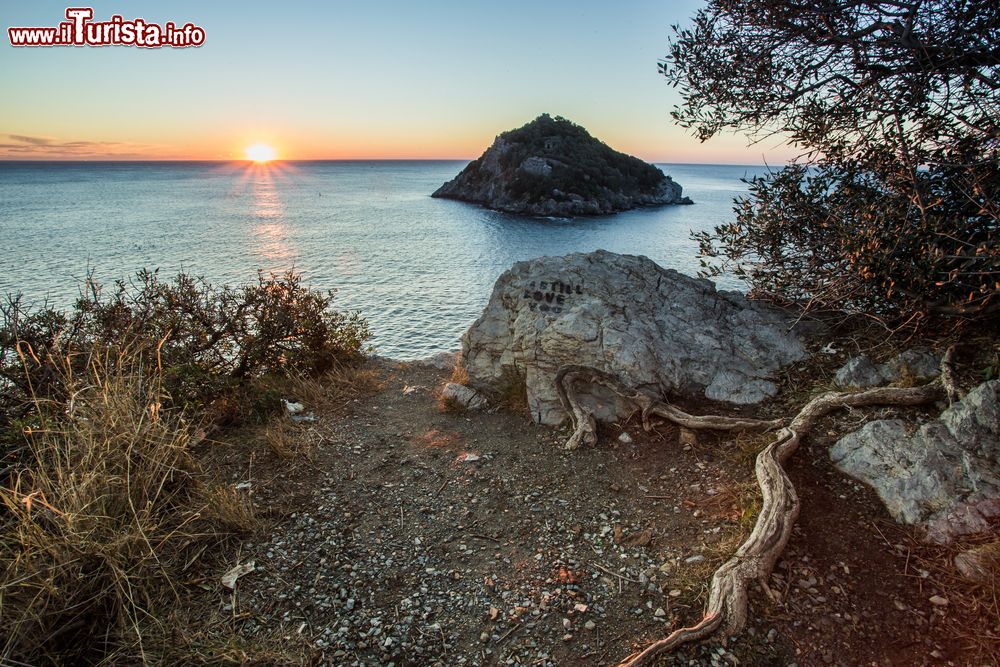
0,161,771,359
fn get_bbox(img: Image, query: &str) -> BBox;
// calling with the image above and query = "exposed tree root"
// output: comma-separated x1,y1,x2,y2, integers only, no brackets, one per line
554,365,783,450
554,356,953,667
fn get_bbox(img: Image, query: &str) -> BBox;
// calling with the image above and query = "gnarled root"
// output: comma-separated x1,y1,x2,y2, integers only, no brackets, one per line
554,365,783,450
553,358,952,667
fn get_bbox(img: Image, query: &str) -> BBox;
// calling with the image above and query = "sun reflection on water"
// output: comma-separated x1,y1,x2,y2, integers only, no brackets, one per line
239,161,298,268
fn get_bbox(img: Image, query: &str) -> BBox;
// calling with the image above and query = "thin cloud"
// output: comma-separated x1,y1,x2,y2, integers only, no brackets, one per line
7,134,55,146
0,134,164,158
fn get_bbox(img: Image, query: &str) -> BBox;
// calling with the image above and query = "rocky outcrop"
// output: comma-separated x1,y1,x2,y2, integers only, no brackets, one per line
460,250,809,425
830,380,1000,543
432,114,691,217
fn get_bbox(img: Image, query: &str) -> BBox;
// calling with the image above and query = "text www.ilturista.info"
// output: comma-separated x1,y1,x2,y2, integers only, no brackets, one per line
8,8,205,48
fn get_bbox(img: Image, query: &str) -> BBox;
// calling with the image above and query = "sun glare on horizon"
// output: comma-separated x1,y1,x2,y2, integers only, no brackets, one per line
245,143,277,162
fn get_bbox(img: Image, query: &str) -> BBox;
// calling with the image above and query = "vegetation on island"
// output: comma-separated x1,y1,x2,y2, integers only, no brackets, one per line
666,0,999,327
490,114,667,202
0,270,370,664
433,114,688,215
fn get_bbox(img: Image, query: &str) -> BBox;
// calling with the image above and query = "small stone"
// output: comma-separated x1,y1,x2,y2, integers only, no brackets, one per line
440,382,489,410
480,632,490,643
685,555,706,564
766,628,777,642
618,432,633,444
834,355,885,389
584,620,596,630
668,589,682,597
654,608,666,617
562,618,572,630
562,633,573,641
928,595,949,606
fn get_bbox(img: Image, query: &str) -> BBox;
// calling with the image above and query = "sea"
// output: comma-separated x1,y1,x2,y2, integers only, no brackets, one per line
0,161,773,359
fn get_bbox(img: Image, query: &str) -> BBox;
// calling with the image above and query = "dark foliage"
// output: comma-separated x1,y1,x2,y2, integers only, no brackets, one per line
666,0,999,323
456,114,667,204
0,269,371,430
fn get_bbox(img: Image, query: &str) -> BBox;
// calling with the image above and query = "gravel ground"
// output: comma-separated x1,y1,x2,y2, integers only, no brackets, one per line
206,359,976,666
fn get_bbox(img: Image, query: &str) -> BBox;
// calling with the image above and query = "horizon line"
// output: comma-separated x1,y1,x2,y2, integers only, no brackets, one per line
0,157,787,167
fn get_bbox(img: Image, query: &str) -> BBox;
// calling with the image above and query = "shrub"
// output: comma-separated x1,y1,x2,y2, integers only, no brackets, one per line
1,269,371,429
665,0,1000,325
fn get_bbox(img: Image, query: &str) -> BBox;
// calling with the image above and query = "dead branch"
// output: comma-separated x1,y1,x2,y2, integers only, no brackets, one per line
553,351,954,667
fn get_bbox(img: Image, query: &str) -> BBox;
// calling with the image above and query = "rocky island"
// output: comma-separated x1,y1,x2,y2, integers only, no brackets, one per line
432,114,692,216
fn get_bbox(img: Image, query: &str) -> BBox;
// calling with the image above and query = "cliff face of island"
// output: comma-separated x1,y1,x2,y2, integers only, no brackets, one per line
432,114,692,216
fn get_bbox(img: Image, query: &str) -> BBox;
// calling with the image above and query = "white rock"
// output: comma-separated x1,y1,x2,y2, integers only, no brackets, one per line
830,380,1000,543
834,349,941,389
461,251,809,425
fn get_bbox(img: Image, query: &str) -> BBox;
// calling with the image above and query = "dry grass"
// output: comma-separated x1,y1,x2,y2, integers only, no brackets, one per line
283,362,383,414
201,484,260,534
0,351,264,664
125,607,312,665
262,362,383,457
264,422,316,461
450,360,469,385
720,430,775,468
664,481,762,614
436,389,465,413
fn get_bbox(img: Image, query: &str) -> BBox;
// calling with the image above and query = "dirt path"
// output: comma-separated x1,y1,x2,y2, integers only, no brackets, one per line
217,359,969,666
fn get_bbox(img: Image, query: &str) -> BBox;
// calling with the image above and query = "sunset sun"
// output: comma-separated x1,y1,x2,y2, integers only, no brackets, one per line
245,143,276,162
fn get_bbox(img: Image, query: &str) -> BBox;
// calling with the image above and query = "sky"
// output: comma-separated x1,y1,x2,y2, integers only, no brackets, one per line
0,1,798,163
